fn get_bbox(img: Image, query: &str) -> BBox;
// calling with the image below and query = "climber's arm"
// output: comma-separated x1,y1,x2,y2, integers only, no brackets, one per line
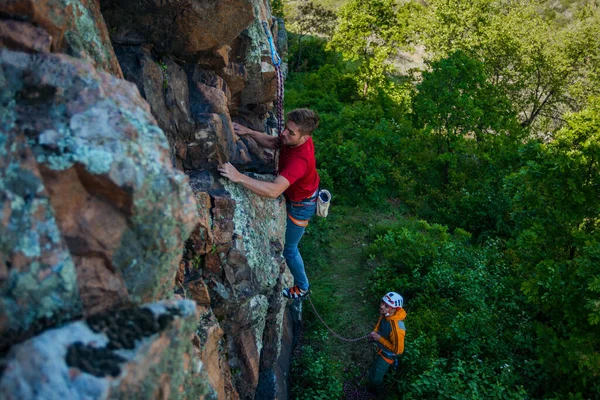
218,162,289,198
233,123,280,149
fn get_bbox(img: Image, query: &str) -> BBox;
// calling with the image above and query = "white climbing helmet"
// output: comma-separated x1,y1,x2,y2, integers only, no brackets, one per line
382,292,403,308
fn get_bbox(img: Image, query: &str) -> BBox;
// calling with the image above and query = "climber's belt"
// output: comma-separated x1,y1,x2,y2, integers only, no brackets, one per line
286,190,318,226
375,347,397,365
287,189,319,206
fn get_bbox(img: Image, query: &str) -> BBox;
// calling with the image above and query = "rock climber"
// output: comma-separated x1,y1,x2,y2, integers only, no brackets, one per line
368,291,406,395
217,108,320,300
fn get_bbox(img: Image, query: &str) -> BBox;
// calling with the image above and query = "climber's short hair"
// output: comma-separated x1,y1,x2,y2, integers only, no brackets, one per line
286,108,319,136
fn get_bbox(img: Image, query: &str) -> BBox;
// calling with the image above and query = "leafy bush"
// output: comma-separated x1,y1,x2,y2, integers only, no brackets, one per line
367,219,538,397
290,345,343,399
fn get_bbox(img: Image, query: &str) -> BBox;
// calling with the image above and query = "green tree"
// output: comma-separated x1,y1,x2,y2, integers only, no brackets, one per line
286,0,337,70
409,51,522,239
504,97,600,396
329,0,418,96
270,0,284,18
412,0,600,133
413,51,519,153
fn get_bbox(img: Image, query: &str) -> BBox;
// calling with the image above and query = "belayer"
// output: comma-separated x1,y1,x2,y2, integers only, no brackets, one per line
218,108,320,300
368,291,406,395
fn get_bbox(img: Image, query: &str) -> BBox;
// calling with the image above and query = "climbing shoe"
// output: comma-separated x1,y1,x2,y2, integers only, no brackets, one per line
282,285,310,300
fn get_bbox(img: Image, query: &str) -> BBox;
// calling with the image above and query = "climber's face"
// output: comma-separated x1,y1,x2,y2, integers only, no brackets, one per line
281,121,308,147
380,301,396,317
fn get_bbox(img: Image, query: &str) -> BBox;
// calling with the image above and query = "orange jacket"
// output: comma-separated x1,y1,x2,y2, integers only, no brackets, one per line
374,307,406,355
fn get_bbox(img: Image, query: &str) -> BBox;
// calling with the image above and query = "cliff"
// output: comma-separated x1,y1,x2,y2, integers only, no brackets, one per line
0,1,294,399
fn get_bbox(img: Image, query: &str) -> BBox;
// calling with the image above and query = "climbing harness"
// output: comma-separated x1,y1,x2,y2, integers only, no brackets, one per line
262,21,284,136
376,347,397,365
306,296,370,343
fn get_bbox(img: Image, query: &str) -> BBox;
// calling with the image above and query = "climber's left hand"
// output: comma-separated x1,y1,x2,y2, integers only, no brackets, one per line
218,162,244,183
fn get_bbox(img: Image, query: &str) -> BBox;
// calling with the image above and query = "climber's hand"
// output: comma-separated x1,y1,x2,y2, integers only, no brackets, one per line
369,332,381,342
233,122,254,136
218,162,244,183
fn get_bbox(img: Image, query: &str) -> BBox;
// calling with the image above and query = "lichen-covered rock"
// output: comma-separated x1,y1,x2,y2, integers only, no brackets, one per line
0,0,123,77
179,172,288,398
223,177,286,293
0,49,196,329
184,173,285,299
0,299,215,400
0,134,81,352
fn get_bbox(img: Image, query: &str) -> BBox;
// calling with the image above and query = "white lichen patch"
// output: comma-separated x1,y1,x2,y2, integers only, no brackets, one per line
221,177,286,291
144,299,197,318
18,230,41,258
247,295,269,356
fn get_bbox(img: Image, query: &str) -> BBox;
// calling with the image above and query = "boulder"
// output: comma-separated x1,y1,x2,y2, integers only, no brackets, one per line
0,299,215,400
0,49,196,341
0,19,52,53
0,0,123,77
100,0,255,57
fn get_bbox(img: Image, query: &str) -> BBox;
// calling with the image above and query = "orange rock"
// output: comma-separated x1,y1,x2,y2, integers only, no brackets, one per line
187,279,211,306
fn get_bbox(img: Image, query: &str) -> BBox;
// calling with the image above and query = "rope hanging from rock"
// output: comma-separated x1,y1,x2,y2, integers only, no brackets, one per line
306,297,370,342
262,21,284,136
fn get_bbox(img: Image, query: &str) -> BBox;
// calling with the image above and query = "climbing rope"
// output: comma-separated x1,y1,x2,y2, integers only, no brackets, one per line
305,297,374,397
306,296,371,343
262,21,284,136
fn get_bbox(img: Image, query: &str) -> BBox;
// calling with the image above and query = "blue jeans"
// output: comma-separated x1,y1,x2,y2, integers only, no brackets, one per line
284,198,317,291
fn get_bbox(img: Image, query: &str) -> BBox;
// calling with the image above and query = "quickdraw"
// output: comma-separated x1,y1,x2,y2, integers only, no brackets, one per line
262,21,284,136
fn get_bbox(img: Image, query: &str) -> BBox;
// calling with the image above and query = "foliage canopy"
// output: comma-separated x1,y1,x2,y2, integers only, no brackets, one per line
281,0,600,397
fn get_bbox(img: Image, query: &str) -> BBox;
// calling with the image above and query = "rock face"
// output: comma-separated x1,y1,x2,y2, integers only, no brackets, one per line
105,3,295,394
105,0,283,173
181,173,289,399
1,0,294,398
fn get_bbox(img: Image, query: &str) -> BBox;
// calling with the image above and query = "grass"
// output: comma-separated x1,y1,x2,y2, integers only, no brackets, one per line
296,204,401,385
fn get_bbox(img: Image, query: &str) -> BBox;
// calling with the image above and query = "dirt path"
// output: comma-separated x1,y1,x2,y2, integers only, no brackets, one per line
300,206,398,382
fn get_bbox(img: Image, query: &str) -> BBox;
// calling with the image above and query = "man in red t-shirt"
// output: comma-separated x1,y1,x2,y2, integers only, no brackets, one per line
218,109,320,299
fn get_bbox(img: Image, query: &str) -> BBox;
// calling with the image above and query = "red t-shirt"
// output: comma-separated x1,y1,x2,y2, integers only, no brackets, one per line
279,137,320,201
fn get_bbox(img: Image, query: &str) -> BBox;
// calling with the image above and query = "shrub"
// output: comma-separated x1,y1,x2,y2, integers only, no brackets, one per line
290,345,343,399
